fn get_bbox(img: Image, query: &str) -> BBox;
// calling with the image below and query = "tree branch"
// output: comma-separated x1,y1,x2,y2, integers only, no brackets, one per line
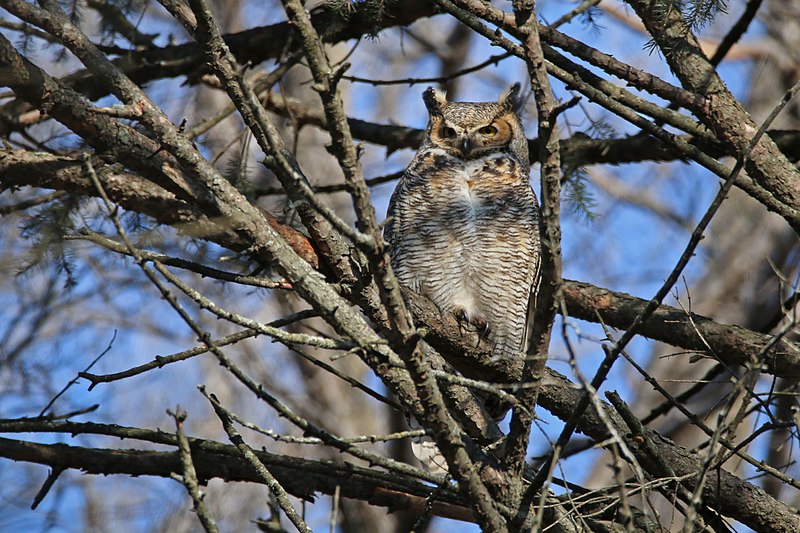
0,435,472,522
0,0,440,136
626,0,800,233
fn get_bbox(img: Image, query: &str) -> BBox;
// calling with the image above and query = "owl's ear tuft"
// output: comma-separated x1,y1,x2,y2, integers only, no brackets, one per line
422,86,447,116
499,83,523,112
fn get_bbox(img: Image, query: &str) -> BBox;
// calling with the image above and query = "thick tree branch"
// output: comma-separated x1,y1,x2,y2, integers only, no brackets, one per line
265,92,800,168
536,369,800,533
3,364,799,533
562,281,800,377
504,0,563,507
0,435,472,522
0,0,432,451
0,150,319,266
0,0,440,135
0,33,203,204
626,0,800,233
277,0,415,346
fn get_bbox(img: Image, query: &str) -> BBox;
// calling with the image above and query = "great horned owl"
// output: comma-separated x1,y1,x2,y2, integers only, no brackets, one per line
385,84,541,363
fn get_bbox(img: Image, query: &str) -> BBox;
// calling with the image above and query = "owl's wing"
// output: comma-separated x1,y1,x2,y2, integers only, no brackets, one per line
383,169,420,250
522,216,543,356
382,174,404,249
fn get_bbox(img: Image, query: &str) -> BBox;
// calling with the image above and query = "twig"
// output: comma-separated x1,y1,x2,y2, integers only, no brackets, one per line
30,467,64,510
38,404,100,421
224,411,427,446
80,321,297,387
187,53,301,139
149,257,352,350
549,0,601,28
343,52,512,86
203,390,312,533
530,449,558,532
39,330,117,416
67,230,293,290
504,0,564,511
287,344,402,410
196,351,441,484
0,190,66,215
168,407,221,533
431,370,526,415
411,474,455,532
329,485,340,533
253,171,403,198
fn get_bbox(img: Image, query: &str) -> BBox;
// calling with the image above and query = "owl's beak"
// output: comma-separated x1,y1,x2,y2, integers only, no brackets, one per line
458,136,476,158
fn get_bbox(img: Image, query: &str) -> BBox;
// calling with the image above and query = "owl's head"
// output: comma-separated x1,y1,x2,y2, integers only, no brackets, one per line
421,84,528,166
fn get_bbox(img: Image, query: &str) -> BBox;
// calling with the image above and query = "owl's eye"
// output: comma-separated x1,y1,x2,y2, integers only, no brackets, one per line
479,125,498,137
440,126,457,139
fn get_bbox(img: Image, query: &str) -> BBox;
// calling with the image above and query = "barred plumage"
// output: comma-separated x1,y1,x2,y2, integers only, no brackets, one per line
385,84,541,363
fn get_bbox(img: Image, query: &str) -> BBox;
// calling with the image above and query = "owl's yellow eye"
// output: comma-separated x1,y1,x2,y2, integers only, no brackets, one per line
479,125,498,137
440,126,457,139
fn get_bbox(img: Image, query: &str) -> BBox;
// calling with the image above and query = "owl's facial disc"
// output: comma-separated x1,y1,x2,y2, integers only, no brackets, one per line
429,114,515,159
457,118,513,158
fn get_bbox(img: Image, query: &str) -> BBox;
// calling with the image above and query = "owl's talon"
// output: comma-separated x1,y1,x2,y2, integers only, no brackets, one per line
471,315,490,336
452,307,490,339
453,306,468,322
471,316,490,348
453,306,469,336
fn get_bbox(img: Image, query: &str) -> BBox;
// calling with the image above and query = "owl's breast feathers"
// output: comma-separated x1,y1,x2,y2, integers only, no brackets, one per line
387,149,537,276
404,149,536,217
386,143,541,364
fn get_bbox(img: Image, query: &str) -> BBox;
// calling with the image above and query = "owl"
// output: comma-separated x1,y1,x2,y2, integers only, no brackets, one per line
385,84,541,364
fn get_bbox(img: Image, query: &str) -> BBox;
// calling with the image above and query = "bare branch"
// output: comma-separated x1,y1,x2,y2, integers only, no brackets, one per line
169,407,221,533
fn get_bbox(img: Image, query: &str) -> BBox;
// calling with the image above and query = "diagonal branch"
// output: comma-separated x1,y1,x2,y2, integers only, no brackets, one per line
205,392,312,533
535,368,800,533
277,0,415,345
626,0,800,234
0,0,440,136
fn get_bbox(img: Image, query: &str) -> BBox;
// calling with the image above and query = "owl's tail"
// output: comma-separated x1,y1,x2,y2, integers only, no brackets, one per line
490,328,525,363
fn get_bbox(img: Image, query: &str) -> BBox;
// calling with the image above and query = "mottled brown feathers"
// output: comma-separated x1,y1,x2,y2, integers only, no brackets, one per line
385,86,542,471
385,86,541,364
